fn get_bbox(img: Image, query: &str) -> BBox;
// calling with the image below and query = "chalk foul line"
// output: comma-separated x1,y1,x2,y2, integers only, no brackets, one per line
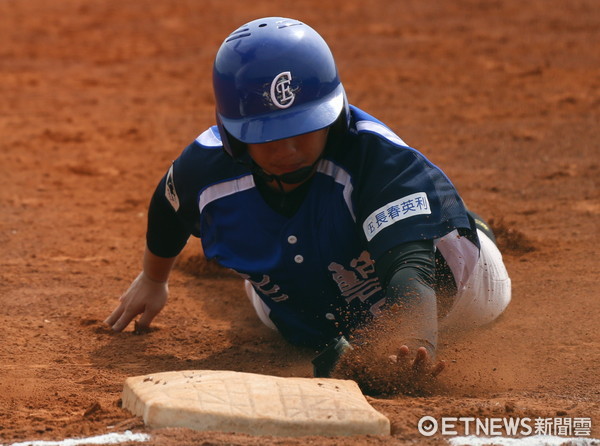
6,431,150,446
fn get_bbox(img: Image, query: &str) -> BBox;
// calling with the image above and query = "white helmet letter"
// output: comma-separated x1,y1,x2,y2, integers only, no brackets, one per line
270,71,295,109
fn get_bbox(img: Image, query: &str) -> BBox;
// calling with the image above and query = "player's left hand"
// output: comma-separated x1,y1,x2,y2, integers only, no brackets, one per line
388,344,446,382
332,342,446,396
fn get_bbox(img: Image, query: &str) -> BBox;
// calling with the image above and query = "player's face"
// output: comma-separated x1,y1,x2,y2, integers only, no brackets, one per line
247,128,329,192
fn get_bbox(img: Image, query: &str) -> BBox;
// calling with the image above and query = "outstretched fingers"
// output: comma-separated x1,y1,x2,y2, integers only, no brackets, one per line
104,302,126,329
431,360,446,377
396,345,447,379
135,305,162,332
109,306,140,332
411,346,430,374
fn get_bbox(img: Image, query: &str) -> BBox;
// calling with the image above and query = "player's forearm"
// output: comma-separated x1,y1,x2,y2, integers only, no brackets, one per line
143,245,178,283
385,268,438,355
375,239,438,355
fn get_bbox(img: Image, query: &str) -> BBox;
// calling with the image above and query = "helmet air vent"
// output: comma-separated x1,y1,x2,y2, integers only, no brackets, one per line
225,27,251,43
277,21,303,29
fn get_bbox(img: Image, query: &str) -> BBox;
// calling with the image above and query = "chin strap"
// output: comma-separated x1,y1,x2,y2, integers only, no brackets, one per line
250,161,318,193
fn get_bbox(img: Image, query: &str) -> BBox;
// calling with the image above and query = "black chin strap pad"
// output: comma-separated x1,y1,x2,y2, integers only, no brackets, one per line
278,165,315,184
251,162,317,186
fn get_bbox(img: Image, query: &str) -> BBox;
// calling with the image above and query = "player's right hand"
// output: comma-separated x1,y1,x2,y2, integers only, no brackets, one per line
104,271,168,332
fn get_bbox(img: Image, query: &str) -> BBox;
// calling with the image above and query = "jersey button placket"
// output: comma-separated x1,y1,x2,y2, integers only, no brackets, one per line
287,235,303,263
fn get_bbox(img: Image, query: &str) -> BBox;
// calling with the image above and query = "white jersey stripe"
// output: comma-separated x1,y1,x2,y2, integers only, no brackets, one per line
198,174,255,215
317,159,356,221
198,160,354,220
356,120,408,147
195,127,222,147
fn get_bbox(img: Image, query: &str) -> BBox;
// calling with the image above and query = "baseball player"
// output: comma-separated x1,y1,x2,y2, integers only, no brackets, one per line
105,17,511,391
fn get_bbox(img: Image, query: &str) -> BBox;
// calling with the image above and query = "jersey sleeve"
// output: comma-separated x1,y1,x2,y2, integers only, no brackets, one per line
346,111,471,261
146,173,193,258
146,129,231,257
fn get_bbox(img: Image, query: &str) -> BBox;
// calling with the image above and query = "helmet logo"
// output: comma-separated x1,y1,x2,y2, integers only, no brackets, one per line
270,71,295,109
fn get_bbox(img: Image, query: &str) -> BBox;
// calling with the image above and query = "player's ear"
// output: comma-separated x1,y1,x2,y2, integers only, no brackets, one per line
226,132,248,160
216,114,248,160
323,111,349,154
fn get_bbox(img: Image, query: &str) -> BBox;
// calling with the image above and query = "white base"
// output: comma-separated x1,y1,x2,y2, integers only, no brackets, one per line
122,370,390,437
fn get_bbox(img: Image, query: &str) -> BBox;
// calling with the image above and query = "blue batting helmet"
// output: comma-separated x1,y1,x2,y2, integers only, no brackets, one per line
213,17,348,158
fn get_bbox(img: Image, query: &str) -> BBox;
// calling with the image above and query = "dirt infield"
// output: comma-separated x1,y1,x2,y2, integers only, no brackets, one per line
1,0,598,444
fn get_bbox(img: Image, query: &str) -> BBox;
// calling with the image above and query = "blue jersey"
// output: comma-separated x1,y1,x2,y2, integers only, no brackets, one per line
149,105,472,347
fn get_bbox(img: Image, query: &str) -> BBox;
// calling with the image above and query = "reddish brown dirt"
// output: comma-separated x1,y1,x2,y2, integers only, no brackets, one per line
1,0,598,444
